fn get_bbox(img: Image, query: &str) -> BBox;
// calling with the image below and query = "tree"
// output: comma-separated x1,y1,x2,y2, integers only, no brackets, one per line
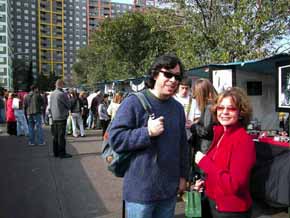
35,73,60,91
73,10,180,86
13,58,31,91
170,0,290,65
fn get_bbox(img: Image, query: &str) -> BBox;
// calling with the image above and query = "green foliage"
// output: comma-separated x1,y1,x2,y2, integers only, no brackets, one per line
173,0,290,64
73,10,179,86
73,0,289,86
13,59,32,92
35,74,60,91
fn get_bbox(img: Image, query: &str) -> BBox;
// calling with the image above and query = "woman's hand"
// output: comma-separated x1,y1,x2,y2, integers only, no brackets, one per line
191,179,204,192
195,151,205,164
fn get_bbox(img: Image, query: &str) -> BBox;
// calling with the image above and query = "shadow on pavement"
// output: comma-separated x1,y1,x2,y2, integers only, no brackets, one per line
0,126,115,218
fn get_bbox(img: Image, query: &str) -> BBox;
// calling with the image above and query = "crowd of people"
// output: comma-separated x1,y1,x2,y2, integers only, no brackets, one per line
1,53,257,218
0,81,126,151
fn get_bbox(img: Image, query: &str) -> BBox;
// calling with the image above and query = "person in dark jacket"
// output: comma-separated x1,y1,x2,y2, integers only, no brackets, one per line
24,85,45,146
49,79,71,158
70,89,85,137
79,91,89,129
109,54,189,218
91,91,103,129
98,94,110,136
189,78,217,218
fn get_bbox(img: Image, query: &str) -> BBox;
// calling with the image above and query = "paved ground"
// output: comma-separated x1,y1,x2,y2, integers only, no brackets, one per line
0,124,288,218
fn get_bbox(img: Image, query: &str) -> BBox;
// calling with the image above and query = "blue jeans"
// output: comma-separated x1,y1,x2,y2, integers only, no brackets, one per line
27,113,44,144
14,109,29,136
86,110,94,129
126,197,176,218
0,108,5,123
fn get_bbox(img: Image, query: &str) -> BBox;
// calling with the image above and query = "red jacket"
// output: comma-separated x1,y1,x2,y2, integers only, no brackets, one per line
6,97,16,122
198,123,256,212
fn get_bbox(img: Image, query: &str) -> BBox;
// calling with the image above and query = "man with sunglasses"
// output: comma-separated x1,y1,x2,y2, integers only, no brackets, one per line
109,53,189,218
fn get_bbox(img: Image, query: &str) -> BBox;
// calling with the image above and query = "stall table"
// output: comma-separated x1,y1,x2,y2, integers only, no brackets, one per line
251,137,290,217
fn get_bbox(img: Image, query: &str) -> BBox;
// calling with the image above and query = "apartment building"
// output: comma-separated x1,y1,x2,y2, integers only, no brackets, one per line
5,0,153,90
10,0,38,90
0,0,13,89
64,0,87,84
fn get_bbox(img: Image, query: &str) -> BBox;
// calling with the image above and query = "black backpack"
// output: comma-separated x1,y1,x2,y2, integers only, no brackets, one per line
101,91,154,177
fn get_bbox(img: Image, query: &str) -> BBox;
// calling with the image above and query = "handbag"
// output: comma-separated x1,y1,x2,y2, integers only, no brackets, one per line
184,190,202,218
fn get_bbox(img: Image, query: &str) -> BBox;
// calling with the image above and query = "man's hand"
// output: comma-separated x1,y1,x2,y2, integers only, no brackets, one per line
178,177,187,193
147,116,164,137
195,151,205,164
185,120,193,129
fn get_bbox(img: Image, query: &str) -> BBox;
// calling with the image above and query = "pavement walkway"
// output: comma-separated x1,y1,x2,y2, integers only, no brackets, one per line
0,124,288,218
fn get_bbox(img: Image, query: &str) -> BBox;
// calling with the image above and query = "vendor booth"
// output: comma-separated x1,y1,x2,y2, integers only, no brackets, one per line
187,53,290,130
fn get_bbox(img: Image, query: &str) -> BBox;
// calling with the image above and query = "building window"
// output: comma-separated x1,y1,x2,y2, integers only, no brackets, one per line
0,25,5,32
0,35,5,43
0,46,5,53
0,14,5,22
0,3,5,12
0,57,6,64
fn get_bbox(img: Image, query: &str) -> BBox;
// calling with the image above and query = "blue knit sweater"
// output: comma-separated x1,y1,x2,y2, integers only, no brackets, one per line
109,90,189,203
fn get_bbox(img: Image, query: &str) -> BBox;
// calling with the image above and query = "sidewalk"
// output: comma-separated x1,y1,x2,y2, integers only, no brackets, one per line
0,124,288,218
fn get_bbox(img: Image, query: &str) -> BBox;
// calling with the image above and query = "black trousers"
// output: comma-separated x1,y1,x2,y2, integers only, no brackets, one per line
209,199,251,218
7,121,17,135
100,119,110,136
51,120,67,157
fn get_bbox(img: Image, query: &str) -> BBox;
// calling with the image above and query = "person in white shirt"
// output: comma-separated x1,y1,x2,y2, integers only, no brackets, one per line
107,91,124,120
86,90,98,129
174,78,201,137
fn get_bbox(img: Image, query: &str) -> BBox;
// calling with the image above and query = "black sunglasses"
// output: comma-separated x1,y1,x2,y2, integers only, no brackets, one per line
159,70,182,82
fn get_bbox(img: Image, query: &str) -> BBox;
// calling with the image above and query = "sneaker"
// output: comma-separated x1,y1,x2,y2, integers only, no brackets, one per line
38,142,46,146
28,142,35,146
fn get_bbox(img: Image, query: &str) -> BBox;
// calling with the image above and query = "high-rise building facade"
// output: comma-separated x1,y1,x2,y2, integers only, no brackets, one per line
4,0,153,90
11,0,38,89
0,0,13,89
63,0,87,84
38,0,64,78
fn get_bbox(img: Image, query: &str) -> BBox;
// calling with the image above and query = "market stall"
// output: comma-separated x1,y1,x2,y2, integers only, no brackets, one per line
187,53,290,131
251,136,290,208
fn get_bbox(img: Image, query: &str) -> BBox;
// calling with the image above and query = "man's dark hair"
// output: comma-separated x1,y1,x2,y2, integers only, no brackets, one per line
145,53,184,89
30,84,38,91
179,77,191,87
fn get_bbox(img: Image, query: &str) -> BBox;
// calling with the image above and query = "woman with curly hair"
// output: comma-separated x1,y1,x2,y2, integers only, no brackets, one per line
193,87,256,218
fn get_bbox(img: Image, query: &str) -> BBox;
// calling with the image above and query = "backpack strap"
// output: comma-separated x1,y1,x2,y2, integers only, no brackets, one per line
131,92,155,119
